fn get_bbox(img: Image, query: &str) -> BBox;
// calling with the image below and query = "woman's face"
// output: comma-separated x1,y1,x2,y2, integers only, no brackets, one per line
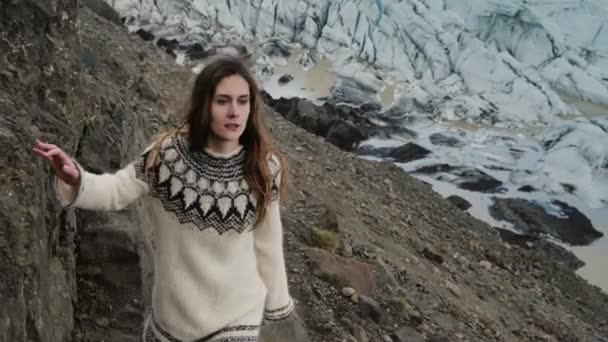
208,74,251,146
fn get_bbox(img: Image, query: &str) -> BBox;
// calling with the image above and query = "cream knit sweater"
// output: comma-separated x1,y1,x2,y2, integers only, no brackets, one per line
55,135,293,342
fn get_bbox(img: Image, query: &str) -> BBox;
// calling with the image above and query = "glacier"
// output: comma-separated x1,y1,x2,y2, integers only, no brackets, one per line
109,0,608,124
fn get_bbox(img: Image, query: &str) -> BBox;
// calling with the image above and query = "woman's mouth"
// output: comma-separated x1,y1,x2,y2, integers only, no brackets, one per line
225,123,240,131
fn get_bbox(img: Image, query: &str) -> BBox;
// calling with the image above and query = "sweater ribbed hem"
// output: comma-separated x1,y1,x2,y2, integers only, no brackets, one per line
53,160,86,208
144,313,260,342
264,298,294,321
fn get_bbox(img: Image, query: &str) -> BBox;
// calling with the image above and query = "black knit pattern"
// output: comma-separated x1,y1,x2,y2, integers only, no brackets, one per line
134,136,279,234
148,313,259,342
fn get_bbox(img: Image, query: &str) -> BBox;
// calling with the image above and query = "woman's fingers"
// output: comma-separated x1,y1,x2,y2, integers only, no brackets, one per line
35,140,58,151
33,140,79,185
44,148,73,165
33,141,76,174
34,140,58,155
34,140,50,152
45,148,68,161
33,147,54,161
36,142,70,161
39,148,63,163
33,147,47,157
33,146,74,168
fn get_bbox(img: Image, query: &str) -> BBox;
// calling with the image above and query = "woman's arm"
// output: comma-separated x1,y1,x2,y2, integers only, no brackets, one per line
35,139,150,211
54,156,149,211
253,158,294,321
254,200,294,321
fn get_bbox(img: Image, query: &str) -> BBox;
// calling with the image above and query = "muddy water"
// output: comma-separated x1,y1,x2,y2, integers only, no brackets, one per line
561,93,608,118
262,49,336,104
261,51,398,108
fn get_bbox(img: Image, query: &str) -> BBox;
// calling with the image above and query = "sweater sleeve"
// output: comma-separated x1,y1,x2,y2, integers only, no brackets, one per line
253,157,294,321
54,151,150,211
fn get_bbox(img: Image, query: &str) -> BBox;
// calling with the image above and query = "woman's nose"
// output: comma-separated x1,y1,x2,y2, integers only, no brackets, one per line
228,101,244,118
227,102,237,117
227,108,238,118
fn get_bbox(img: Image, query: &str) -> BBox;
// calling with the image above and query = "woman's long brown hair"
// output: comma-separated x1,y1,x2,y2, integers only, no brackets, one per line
144,55,287,225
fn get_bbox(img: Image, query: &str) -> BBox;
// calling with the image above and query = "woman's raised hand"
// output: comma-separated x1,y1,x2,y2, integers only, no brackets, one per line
33,139,80,186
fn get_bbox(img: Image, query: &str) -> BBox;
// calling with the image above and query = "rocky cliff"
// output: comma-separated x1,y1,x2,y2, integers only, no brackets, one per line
1,1,607,341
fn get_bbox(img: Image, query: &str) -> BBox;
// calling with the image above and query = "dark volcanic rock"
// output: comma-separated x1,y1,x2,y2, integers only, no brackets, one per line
387,143,432,163
447,195,472,211
278,74,294,84
356,145,394,158
561,183,576,193
490,198,603,245
495,228,584,270
430,133,464,147
414,164,503,193
375,125,418,140
135,28,154,41
264,96,371,151
185,43,213,60
156,38,179,51
326,120,368,151
414,164,457,174
518,185,536,193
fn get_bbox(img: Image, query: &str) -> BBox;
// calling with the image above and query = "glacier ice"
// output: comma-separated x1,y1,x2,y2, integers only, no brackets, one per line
108,0,608,124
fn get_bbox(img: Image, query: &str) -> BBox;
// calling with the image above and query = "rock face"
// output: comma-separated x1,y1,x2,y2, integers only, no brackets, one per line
3,2,608,342
1,2,186,341
57,8,188,342
1,1,82,340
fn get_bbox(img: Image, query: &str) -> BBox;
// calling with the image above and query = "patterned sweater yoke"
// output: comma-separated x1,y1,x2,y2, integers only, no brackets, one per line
54,134,294,342
140,136,265,235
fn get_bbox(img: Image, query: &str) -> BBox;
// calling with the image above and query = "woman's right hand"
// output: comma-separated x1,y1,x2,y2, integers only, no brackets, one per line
33,139,80,187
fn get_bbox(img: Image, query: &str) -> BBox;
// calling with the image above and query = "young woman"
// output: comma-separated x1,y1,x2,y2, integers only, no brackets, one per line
33,56,296,342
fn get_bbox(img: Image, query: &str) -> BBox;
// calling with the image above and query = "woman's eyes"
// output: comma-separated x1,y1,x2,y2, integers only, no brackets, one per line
215,99,249,105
